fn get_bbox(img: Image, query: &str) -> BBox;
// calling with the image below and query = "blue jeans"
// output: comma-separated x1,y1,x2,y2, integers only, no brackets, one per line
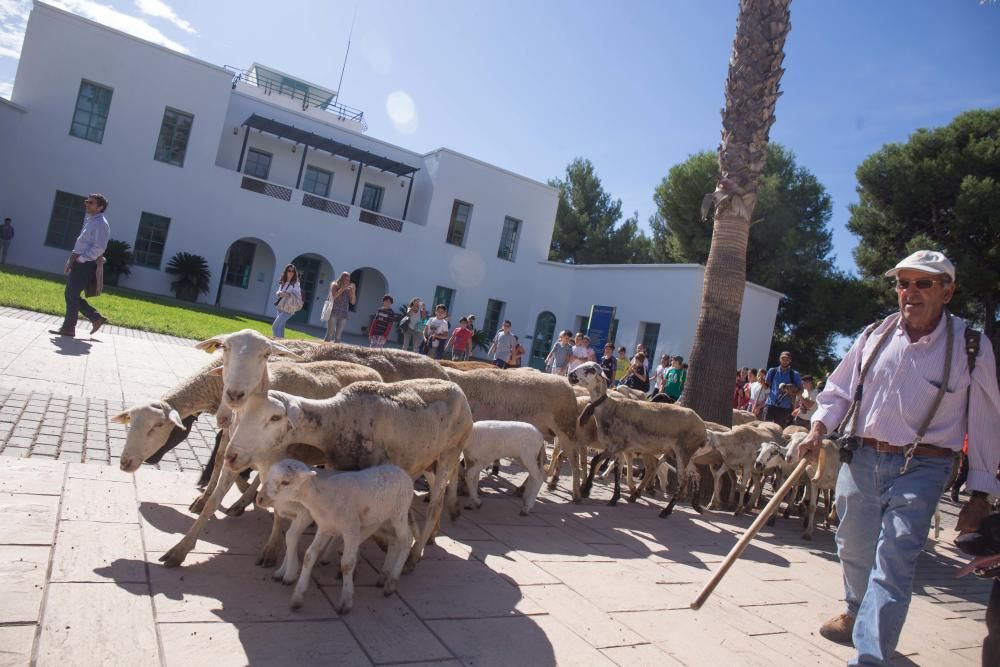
272,310,293,337
835,445,954,666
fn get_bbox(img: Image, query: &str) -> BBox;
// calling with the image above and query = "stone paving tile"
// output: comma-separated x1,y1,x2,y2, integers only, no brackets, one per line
158,620,373,667
339,588,453,664
601,643,686,667
536,560,698,612
467,540,562,586
140,503,277,556
36,583,159,667
520,583,647,649
428,615,618,667
0,493,59,544
0,458,65,495
0,544,50,623
60,477,139,523
51,520,146,583
0,625,36,667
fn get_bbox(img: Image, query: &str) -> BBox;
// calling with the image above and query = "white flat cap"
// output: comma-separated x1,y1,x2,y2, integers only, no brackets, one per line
884,250,955,281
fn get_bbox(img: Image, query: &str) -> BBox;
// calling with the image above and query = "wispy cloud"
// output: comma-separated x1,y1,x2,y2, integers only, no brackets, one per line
135,0,194,34
48,0,191,53
0,0,31,59
0,80,12,99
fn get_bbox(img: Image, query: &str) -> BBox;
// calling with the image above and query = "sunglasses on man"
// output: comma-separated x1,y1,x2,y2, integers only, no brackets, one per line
893,278,949,291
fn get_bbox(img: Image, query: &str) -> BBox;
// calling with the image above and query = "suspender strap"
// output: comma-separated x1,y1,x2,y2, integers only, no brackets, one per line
900,312,955,474
837,314,899,439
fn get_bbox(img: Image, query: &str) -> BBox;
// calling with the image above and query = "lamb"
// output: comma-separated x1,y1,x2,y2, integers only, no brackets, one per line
463,421,546,515
194,329,447,409
114,360,381,568
569,361,708,517
783,424,808,439
697,422,786,515
732,409,758,425
442,367,583,500
786,433,840,540
256,459,414,613
222,379,472,569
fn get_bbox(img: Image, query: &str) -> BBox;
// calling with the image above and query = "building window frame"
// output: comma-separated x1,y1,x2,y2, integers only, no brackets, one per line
224,240,257,289
302,165,333,198
497,216,521,261
154,107,194,167
133,212,171,269
638,322,661,365
433,286,456,314
483,298,505,343
244,148,272,180
446,200,473,247
45,190,87,251
360,183,384,212
69,80,113,144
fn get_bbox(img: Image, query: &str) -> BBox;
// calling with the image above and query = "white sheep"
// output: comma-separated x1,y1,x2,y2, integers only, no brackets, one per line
222,379,472,570
256,459,414,613
786,433,840,540
442,368,583,501
569,362,708,517
114,360,381,568
464,421,546,516
695,422,785,515
194,329,447,410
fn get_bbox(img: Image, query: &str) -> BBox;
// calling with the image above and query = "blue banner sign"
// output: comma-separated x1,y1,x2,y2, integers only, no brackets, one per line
586,305,616,357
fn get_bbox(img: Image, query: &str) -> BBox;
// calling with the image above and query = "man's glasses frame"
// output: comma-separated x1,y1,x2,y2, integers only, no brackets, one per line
893,278,950,291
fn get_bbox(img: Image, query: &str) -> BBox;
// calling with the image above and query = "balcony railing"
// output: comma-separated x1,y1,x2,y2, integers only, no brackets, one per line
241,176,292,201
359,209,404,233
302,193,350,218
226,66,368,132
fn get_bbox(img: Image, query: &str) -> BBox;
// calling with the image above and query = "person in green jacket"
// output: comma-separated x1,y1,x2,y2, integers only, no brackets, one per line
663,355,686,402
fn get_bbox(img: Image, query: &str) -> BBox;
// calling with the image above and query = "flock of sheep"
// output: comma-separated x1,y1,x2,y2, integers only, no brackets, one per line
111,329,838,614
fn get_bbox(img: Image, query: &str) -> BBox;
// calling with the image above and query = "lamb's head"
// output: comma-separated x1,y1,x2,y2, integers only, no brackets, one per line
754,441,787,473
113,402,186,473
256,458,314,508
784,432,809,462
567,362,607,396
195,329,303,409
223,391,303,472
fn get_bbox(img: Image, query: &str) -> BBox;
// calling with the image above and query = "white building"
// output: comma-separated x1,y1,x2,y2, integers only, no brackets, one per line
0,2,782,368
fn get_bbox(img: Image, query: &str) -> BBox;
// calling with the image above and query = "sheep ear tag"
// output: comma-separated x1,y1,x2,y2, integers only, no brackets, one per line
578,403,595,427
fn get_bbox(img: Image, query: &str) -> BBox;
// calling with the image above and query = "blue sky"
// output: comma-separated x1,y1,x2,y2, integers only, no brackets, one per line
2,0,998,273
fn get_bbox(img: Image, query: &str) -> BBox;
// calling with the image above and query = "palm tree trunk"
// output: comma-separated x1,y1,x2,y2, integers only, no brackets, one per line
677,0,791,425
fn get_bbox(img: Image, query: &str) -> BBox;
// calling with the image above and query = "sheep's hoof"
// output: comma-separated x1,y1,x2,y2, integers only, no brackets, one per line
580,483,592,498
256,551,279,568
336,603,352,616
289,597,303,611
281,576,296,586
733,508,743,518
188,496,207,513
802,532,812,541
490,465,500,476
224,503,247,517
271,569,285,582
766,515,777,527
422,495,430,503
159,548,187,568
607,498,619,507
658,506,673,518
546,480,559,491
627,491,641,503
383,581,397,596
449,509,461,522
519,509,529,517
512,485,526,498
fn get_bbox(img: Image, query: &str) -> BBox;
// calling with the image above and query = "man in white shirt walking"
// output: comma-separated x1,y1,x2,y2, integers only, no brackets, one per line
51,193,110,338
797,250,1000,666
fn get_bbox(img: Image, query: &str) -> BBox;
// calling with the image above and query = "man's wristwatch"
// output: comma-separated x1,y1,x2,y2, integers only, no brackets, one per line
970,490,989,501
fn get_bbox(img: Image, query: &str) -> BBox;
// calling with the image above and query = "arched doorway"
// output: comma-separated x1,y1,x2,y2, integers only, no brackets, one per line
289,253,326,323
217,237,276,315
347,267,389,336
529,311,557,370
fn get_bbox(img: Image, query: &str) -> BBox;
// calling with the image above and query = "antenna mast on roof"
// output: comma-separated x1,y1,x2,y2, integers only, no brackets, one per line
334,3,359,102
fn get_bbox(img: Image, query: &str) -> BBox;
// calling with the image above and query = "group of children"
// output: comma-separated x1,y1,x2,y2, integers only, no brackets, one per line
367,295,478,361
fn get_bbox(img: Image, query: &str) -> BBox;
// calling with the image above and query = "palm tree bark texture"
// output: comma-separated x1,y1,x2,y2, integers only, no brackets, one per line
678,0,792,425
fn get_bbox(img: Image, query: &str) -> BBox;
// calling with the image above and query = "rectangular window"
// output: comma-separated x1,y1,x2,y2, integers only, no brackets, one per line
497,216,521,261
244,148,272,180
446,200,472,246
133,212,171,269
639,322,661,364
433,286,455,314
302,166,332,198
609,318,620,345
69,80,113,143
360,183,384,212
574,315,589,335
45,191,86,250
154,108,194,166
224,240,256,288
483,298,505,343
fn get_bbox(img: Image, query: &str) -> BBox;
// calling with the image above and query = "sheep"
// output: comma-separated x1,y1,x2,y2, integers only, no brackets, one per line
438,359,498,371
611,385,648,401
732,409,758,425
782,424,808,439
696,422,786,515
463,421,546,516
786,433,840,540
442,367,584,501
114,360,381,568
194,329,447,410
569,362,708,517
256,459,414,613
222,379,472,569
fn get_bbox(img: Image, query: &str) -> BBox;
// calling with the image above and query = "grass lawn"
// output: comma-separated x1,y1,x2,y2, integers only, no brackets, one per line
0,265,318,341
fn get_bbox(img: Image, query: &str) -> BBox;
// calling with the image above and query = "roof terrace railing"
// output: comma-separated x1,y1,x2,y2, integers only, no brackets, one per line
226,66,367,131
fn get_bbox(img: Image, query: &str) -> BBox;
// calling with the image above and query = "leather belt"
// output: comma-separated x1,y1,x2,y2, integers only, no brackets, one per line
861,437,954,458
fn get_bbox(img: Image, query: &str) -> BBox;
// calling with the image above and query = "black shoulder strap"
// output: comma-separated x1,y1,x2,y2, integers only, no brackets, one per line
964,326,981,374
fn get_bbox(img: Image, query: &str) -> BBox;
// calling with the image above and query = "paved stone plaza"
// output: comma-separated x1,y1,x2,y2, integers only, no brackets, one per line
0,309,992,666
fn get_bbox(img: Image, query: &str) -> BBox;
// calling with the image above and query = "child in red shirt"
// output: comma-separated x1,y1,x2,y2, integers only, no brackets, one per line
368,294,395,348
446,316,474,361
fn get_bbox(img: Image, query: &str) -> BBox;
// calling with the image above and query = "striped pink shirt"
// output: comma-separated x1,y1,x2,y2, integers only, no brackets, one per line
813,312,1000,495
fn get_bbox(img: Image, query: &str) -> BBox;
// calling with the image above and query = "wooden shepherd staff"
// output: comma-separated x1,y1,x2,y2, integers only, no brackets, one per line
690,457,811,610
